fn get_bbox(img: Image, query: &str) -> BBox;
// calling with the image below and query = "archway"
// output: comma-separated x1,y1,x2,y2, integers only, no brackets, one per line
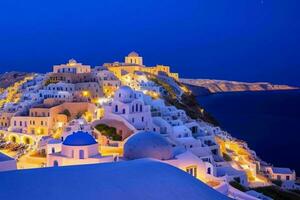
53,160,59,167
10,135,17,143
23,137,31,145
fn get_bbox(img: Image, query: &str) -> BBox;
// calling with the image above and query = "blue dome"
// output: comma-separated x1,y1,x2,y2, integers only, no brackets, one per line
63,131,97,146
124,131,173,160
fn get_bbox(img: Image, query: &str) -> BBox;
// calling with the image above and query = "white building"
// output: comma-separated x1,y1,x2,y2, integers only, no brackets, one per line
47,131,116,167
123,131,214,182
121,71,162,93
39,82,75,101
97,69,121,88
53,59,91,74
266,167,296,181
104,86,155,131
125,51,143,66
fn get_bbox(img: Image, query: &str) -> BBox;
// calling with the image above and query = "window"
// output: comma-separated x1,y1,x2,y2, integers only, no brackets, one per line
186,166,197,178
79,150,84,159
53,160,59,167
140,105,143,112
207,167,211,175
115,105,118,112
286,176,290,181
122,109,126,114
277,175,281,180
142,117,144,122
52,147,55,153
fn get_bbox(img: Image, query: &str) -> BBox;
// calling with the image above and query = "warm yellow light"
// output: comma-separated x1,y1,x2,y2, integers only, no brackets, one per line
57,122,64,128
82,91,90,97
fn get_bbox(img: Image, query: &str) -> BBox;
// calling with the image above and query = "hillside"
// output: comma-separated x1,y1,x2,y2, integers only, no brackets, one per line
0,71,31,89
180,79,299,93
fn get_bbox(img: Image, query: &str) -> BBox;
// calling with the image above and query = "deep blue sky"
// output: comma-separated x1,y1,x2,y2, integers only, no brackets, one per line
0,0,300,85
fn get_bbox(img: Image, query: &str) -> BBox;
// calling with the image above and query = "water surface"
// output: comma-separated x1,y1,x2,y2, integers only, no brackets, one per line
198,90,300,174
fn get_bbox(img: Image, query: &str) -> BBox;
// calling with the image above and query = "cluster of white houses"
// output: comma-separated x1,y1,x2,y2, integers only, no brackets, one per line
0,52,298,199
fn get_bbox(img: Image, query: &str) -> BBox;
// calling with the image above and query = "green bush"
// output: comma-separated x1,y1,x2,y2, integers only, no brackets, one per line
272,180,283,187
254,186,300,200
95,124,122,141
223,153,232,161
229,181,248,192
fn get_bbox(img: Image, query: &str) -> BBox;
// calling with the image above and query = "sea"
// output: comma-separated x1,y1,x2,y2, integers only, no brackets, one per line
197,90,300,174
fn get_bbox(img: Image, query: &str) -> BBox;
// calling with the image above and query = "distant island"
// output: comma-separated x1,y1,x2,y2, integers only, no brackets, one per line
180,79,299,94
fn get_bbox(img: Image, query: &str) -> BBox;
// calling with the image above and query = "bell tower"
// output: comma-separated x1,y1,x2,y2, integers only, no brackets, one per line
125,51,143,65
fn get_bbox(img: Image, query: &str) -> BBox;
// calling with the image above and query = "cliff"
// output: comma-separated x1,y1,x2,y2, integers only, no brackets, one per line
180,79,299,93
150,75,219,126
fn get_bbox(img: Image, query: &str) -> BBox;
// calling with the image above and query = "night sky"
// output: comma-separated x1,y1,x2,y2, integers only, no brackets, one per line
0,0,299,86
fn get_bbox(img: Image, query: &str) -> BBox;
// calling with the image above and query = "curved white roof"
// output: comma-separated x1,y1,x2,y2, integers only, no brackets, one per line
124,131,173,160
114,86,134,103
128,51,139,57
0,159,229,200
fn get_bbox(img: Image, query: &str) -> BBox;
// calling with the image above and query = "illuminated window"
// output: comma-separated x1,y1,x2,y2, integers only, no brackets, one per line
186,166,197,178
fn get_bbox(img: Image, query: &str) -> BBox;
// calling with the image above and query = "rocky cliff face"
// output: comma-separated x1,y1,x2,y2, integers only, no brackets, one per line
180,79,299,93
0,71,30,89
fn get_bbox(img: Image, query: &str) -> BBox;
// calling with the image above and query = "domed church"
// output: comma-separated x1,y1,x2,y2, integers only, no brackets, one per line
47,131,117,167
122,131,215,181
103,86,156,131
124,131,173,160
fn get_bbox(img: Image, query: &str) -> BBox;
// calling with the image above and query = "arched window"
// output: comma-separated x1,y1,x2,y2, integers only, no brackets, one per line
140,105,143,112
79,150,84,159
122,109,126,114
25,137,30,145
51,147,55,153
53,160,59,167
131,105,135,112
11,136,16,143
115,105,118,113
136,104,138,112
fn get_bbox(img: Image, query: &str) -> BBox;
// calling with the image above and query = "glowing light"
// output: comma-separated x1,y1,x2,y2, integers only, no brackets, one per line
82,90,90,97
